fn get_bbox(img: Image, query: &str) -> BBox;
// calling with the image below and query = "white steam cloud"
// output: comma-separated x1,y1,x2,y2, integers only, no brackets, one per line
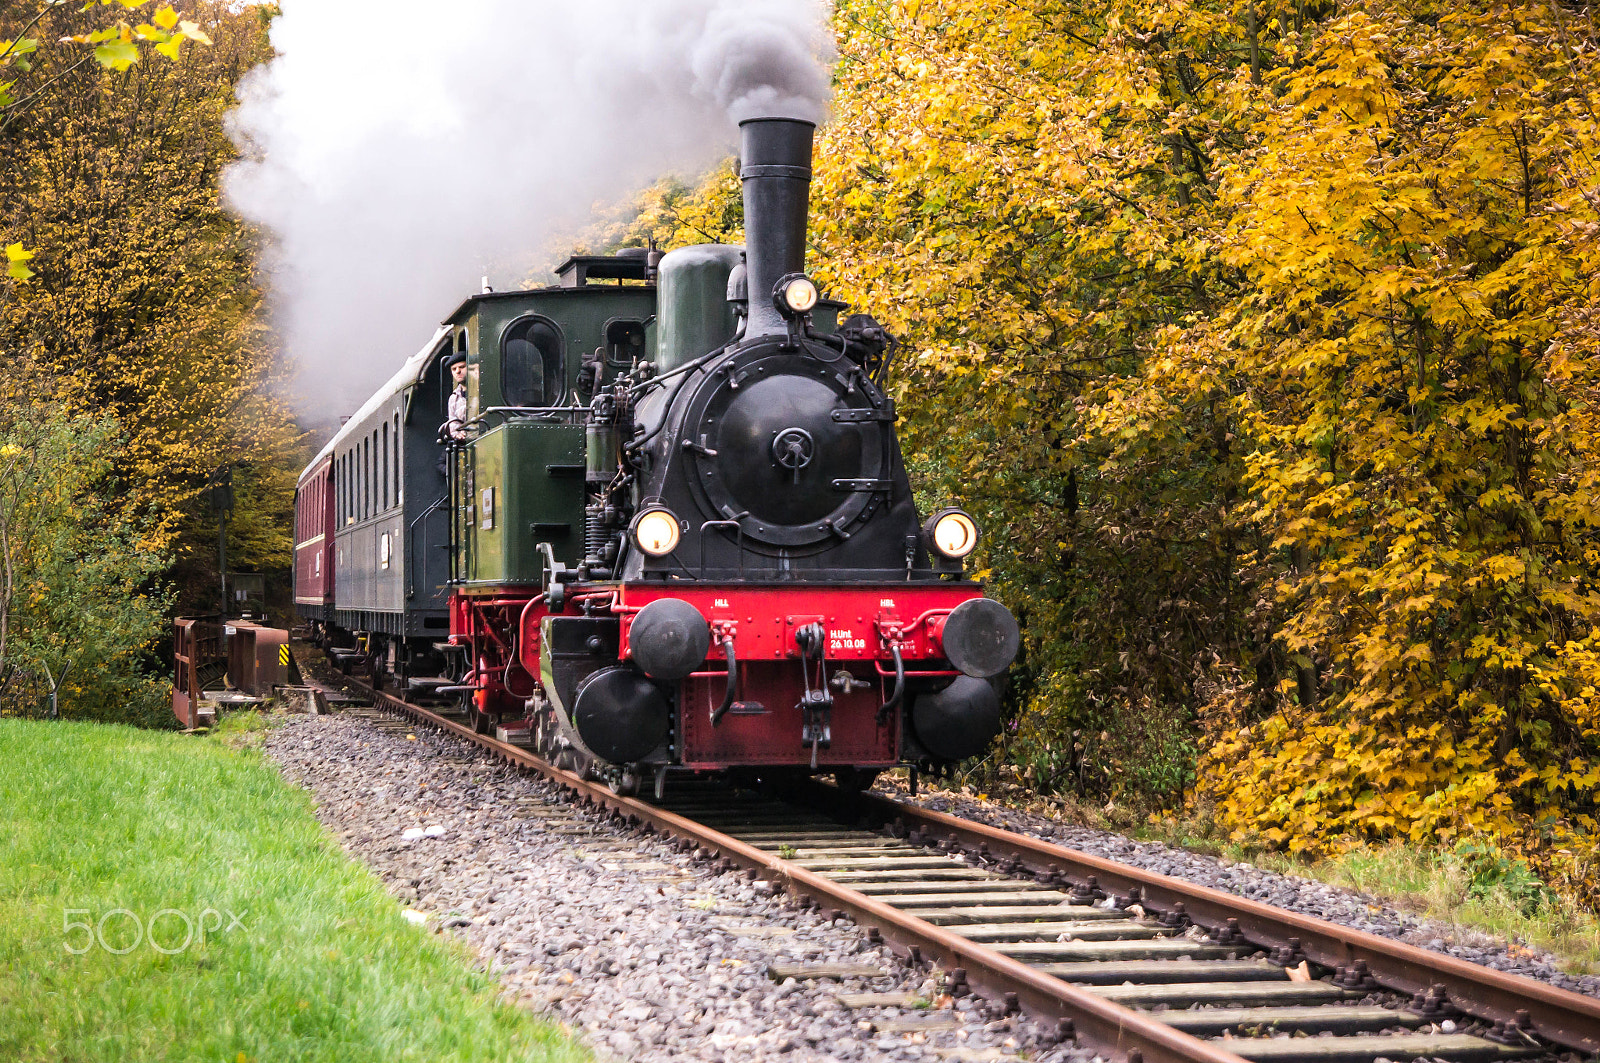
226,0,833,416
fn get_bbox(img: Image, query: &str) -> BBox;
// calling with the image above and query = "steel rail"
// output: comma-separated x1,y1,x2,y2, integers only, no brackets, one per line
332,668,1598,1060
335,672,1248,1063
836,789,1600,1055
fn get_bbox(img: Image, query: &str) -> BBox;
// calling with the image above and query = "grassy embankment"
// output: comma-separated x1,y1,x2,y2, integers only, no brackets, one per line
0,716,590,1063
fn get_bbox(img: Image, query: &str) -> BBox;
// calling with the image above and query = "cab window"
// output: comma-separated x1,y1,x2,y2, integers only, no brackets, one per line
605,319,645,368
502,316,563,407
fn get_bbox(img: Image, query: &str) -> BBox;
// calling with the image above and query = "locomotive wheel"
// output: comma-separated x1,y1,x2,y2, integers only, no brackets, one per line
833,767,881,794
610,770,641,798
470,705,495,735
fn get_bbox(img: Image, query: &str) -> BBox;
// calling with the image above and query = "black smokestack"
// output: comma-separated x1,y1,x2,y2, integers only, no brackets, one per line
739,117,814,339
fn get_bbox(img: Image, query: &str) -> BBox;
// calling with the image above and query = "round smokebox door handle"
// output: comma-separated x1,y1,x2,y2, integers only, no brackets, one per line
771,427,815,475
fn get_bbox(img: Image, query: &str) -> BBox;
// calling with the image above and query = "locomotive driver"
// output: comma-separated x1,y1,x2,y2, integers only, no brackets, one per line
437,352,469,477
444,352,469,441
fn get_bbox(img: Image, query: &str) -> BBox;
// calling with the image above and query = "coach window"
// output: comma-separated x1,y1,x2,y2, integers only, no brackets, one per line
382,422,390,510
393,412,401,503
362,437,369,520
502,316,563,408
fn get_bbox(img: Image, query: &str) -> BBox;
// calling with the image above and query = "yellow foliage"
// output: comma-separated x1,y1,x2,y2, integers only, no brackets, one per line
803,0,1600,898
0,3,301,603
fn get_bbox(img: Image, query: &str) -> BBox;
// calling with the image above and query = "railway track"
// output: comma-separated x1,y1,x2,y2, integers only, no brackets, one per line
323,663,1600,1063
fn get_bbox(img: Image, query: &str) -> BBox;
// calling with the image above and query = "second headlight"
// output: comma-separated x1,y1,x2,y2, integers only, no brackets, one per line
632,508,682,556
926,507,979,559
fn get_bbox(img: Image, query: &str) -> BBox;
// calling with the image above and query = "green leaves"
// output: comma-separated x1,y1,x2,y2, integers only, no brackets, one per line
0,408,173,722
93,38,138,70
0,36,39,60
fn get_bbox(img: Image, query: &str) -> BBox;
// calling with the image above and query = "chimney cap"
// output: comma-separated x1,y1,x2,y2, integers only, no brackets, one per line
737,115,816,127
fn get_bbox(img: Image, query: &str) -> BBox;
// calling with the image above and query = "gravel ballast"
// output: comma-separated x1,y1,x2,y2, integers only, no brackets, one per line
265,711,1092,1062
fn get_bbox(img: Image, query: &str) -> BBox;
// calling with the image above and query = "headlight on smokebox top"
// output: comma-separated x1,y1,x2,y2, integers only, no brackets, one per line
925,507,979,560
632,508,682,556
774,273,818,316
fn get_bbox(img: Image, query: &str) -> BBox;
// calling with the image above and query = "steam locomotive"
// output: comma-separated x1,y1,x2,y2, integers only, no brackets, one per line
294,117,1020,796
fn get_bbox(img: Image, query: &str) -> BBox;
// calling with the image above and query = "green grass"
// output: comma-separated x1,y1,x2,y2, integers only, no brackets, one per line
1259,843,1600,975
0,718,591,1063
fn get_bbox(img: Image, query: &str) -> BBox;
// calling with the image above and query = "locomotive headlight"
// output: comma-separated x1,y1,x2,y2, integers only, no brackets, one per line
632,508,682,556
774,273,819,317
926,508,979,559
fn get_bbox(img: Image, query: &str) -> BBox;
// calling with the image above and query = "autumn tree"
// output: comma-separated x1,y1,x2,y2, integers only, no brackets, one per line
809,0,1264,798
0,2,301,719
0,2,299,609
1176,5,1600,894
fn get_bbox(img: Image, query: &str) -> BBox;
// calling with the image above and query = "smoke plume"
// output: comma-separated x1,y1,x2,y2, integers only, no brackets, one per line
225,0,833,417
